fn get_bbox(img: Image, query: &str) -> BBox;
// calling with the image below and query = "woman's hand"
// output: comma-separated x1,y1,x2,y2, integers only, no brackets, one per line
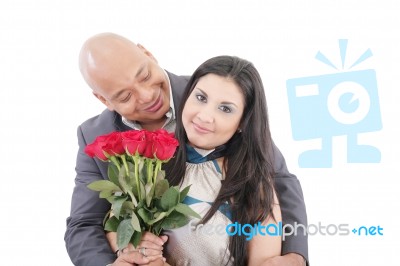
106,231,168,262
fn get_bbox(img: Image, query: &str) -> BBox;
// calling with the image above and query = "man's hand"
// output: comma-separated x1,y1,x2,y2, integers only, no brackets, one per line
112,254,168,266
262,253,306,266
111,250,150,266
106,231,168,265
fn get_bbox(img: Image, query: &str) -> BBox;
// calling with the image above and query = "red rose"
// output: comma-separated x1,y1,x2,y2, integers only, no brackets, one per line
103,132,125,156
152,129,179,161
84,140,108,160
85,131,124,160
142,131,156,159
121,130,146,156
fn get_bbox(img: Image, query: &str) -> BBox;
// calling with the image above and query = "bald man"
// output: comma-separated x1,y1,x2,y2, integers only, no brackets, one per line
65,33,309,266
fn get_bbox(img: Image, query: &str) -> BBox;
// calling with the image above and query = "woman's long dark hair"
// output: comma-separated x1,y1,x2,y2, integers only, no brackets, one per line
165,56,276,266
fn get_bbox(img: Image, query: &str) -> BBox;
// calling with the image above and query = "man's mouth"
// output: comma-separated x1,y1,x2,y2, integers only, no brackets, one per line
144,93,163,112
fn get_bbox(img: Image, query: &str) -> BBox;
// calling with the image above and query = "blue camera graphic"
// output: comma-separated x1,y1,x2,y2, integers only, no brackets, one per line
286,40,382,168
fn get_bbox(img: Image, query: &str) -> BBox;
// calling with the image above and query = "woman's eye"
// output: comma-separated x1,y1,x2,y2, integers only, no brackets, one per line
196,94,206,102
219,106,232,113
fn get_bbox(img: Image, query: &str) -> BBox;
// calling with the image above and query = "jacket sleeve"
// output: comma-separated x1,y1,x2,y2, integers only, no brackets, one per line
272,141,309,265
64,126,115,266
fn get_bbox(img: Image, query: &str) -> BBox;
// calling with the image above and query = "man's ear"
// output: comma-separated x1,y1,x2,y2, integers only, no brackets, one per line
137,43,158,63
93,92,114,111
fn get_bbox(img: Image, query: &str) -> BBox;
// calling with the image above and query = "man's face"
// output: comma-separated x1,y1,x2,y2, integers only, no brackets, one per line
89,44,170,129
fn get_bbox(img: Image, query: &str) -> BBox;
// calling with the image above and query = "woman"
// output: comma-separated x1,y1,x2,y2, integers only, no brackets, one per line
108,55,281,266
163,55,281,266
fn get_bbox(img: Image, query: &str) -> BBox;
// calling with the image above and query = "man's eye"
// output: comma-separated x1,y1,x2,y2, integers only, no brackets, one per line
219,106,232,113
144,72,151,81
196,94,206,102
121,94,131,103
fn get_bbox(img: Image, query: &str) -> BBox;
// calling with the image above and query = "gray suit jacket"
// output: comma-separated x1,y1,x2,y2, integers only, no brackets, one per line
65,72,308,265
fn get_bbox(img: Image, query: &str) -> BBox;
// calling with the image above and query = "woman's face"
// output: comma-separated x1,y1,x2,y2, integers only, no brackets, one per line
182,73,245,150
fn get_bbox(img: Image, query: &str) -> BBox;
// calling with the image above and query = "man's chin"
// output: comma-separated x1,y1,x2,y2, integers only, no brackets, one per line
126,106,168,123
140,114,168,125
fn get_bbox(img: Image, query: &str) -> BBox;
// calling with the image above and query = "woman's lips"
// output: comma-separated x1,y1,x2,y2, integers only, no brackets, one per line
192,122,213,134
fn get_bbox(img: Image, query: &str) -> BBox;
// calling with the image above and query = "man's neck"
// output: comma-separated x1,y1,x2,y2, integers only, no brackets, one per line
139,116,167,131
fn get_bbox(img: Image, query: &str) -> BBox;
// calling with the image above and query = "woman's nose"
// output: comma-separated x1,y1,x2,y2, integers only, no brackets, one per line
196,109,214,123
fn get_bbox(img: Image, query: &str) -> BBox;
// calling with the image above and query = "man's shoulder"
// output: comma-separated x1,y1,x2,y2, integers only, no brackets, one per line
80,109,115,129
166,71,190,107
166,70,190,80
166,71,190,88
79,109,120,141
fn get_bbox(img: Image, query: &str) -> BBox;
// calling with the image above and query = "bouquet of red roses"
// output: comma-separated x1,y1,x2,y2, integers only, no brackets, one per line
84,129,199,250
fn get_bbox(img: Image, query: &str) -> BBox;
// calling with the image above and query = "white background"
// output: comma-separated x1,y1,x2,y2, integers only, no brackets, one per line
1,0,399,265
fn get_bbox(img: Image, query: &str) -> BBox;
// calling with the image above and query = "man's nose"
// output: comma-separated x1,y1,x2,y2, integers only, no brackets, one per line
136,87,154,104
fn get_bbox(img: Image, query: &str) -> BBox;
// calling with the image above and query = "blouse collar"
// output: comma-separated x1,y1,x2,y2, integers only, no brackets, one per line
186,143,228,163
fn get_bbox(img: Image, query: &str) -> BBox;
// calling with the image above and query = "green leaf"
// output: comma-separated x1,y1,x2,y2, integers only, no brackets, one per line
156,170,166,181
160,187,180,211
105,195,116,204
137,208,151,223
104,216,120,232
143,204,158,213
142,158,153,183
118,166,131,194
122,201,135,213
160,211,189,230
152,221,163,236
145,183,154,207
108,163,120,186
148,159,156,183
118,166,138,206
99,190,113,199
102,209,112,226
127,190,138,207
174,203,201,219
166,206,175,216
135,159,146,184
179,185,191,202
112,196,128,218
136,200,144,209
131,212,141,232
139,180,146,201
147,212,167,225
154,198,164,211
117,218,135,250
130,230,142,248
126,161,136,187
155,179,169,198
87,180,121,192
